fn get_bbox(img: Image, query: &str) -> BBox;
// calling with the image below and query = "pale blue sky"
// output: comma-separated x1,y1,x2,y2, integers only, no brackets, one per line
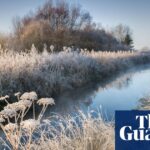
0,0,150,49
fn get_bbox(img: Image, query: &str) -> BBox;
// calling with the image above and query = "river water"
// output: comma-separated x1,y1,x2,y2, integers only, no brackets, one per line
44,65,150,120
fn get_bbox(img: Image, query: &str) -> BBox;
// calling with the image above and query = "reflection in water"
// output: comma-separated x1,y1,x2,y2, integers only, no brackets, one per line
98,73,132,92
43,65,150,121
44,85,99,117
44,67,135,119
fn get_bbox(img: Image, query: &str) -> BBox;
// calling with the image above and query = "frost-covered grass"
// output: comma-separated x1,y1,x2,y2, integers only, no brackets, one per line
0,47,150,98
0,92,114,150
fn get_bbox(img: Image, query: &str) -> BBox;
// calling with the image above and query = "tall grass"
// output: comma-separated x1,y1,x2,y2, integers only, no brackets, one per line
0,92,114,150
0,47,150,98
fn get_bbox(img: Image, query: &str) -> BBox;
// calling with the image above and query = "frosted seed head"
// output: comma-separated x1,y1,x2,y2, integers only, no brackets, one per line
20,119,39,130
20,91,38,101
4,101,27,112
0,109,17,118
4,95,9,99
19,100,32,108
0,95,9,101
0,117,5,123
37,98,55,106
0,97,6,101
4,123,18,131
14,92,21,97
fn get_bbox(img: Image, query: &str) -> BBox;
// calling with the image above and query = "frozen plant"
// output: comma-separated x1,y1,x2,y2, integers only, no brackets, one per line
14,92,21,101
37,98,55,120
20,91,38,118
0,91,55,150
50,45,54,53
0,47,149,98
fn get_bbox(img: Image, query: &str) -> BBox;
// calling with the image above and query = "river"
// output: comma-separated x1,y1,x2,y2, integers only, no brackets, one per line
43,65,150,121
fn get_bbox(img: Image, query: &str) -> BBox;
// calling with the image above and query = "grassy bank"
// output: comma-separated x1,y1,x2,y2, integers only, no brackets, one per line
0,92,114,150
0,48,150,98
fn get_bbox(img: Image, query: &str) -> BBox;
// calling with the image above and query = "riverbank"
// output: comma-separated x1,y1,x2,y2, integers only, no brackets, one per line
0,92,114,150
0,48,150,98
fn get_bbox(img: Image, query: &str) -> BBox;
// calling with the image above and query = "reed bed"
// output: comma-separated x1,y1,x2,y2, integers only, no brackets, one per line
0,47,150,98
0,92,114,150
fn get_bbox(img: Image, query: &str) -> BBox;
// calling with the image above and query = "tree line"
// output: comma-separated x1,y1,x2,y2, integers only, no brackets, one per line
0,0,133,52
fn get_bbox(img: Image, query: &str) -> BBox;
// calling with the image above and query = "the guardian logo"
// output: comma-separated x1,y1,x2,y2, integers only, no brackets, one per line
115,111,150,150
120,114,150,141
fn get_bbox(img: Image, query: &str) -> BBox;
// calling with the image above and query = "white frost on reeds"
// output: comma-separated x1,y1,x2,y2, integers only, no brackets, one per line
0,48,149,97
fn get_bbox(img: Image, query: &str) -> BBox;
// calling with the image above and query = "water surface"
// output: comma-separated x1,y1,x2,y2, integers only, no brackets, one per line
44,65,150,120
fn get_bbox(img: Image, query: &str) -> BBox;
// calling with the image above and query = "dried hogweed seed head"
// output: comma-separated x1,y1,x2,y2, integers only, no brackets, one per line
19,100,32,108
0,109,17,118
20,91,38,101
20,119,39,130
0,97,6,101
4,95,9,99
37,98,55,106
4,123,18,131
0,95,9,101
4,101,28,112
14,92,21,97
0,117,5,123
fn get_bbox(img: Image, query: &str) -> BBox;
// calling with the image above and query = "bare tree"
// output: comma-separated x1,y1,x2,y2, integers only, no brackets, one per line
10,0,133,51
112,24,132,43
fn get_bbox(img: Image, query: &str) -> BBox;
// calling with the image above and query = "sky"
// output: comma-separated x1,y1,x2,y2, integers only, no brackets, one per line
0,0,150,50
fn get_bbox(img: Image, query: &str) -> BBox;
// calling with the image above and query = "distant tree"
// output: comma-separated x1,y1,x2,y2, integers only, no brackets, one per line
35,0,92,31
112,24,133,48
124,33,133,47
9,0,133,51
